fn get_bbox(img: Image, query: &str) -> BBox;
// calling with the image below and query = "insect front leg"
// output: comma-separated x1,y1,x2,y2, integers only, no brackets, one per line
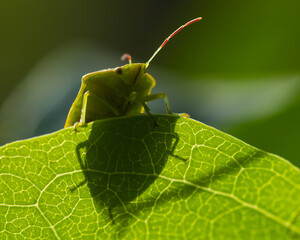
142,93,172,114
141,102,158,127
73,91,90,131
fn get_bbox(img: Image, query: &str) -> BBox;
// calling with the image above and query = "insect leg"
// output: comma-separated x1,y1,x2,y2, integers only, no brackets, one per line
73,91,90,131
141,102,158,127
121,91,138,115
143,93,172,114
80,91,89,125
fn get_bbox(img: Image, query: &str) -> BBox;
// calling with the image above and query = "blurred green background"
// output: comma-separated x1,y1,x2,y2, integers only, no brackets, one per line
0,0,299,166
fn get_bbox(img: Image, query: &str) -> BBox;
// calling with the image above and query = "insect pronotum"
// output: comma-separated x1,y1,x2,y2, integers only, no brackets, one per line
64,17,202,129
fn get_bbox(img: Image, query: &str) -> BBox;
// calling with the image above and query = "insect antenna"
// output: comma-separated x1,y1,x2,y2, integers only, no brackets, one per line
145,17,202,68
121,53,132,67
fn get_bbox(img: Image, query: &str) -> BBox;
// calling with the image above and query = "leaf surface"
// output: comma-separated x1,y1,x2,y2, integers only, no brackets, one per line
0,115,299,239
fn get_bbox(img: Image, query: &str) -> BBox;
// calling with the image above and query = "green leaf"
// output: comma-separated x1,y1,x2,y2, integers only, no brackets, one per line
0,115,299,239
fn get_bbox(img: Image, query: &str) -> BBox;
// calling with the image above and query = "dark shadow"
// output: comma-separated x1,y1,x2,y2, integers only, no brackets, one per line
72,115,180,229
70,115,299,237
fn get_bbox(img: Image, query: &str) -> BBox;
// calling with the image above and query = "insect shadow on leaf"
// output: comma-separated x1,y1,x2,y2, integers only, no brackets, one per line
71,115,181,229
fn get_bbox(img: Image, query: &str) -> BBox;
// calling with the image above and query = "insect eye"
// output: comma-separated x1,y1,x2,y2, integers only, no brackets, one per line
115,67,122,74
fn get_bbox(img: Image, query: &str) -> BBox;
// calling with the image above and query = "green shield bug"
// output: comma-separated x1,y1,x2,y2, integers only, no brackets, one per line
64,17,202,129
